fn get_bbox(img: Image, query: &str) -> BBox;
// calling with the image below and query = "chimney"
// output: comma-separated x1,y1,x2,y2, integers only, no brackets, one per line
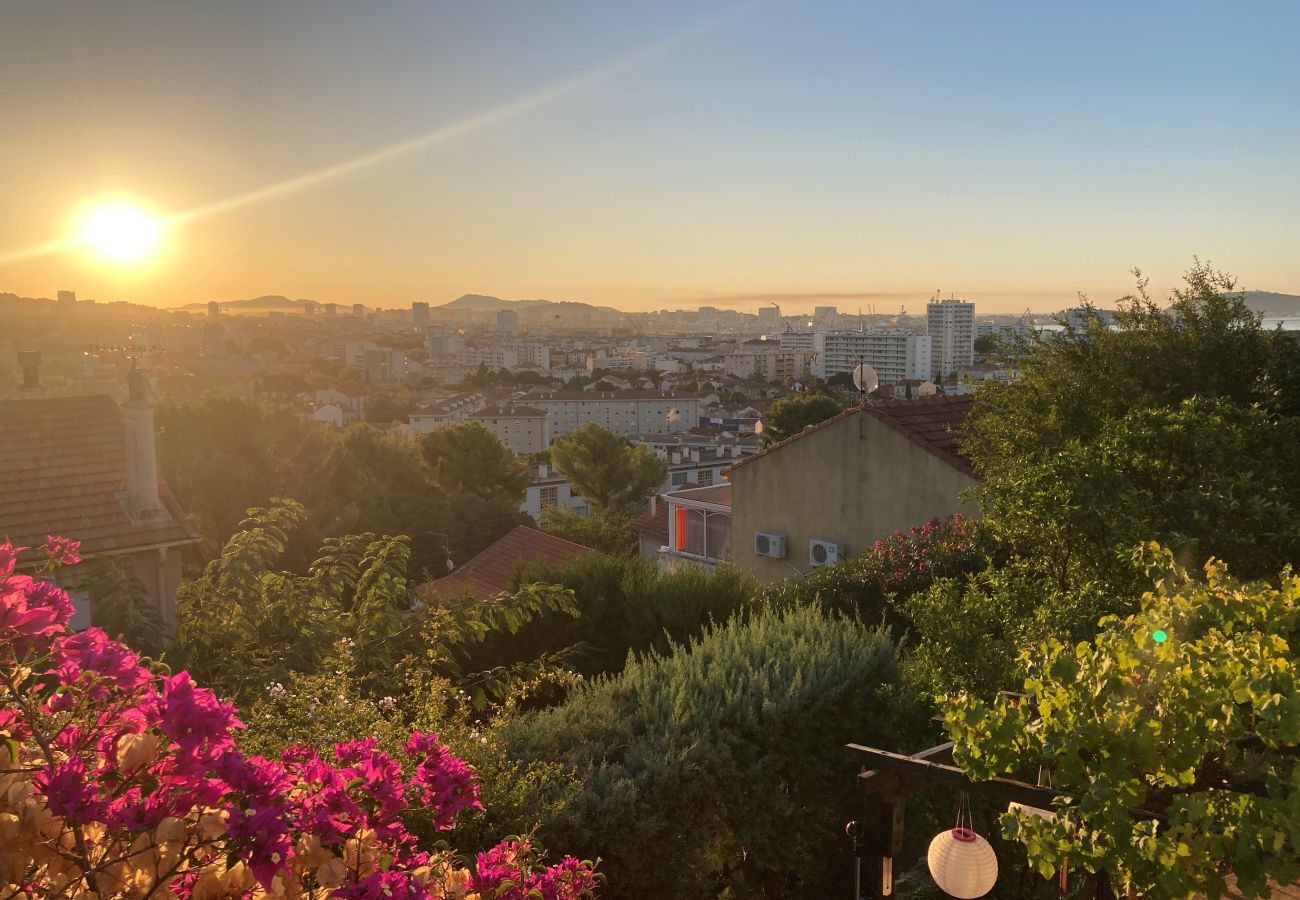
122,368,163,521
649,494,658,516
17,352,43,398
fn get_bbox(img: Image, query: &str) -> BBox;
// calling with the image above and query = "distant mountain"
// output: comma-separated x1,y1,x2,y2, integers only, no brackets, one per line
1238,291,1300,317
180,295,318,311
435,294,553,311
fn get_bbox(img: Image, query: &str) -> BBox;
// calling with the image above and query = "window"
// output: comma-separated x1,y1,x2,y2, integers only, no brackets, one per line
698,468,713,486
540,485,558,509
671,471,689,485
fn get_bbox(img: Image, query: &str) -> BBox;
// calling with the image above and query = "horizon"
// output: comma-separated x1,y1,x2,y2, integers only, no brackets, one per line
2,1,1298,313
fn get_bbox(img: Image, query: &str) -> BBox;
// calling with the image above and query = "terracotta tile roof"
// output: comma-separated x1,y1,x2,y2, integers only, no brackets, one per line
421,526,593,598
727,395,976,477
0,394,200,560
630,496,671,544
665,483,732,508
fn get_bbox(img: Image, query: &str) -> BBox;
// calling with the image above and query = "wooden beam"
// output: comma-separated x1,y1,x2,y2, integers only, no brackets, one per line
849,743,1062,808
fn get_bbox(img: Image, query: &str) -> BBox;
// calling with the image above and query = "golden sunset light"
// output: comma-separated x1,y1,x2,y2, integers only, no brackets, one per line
76,202,163,265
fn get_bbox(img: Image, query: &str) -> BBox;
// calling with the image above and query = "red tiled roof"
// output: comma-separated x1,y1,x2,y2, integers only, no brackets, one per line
0,394,201,560
727,395,976,477
665,482,732,508
421,526,593,598
630,496,670,544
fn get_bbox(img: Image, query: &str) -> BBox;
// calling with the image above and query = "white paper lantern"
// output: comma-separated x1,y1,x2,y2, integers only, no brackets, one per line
927,827,998,899
1007,801,1055,821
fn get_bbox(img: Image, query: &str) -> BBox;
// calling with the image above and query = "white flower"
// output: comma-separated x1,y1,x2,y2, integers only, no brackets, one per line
267,682,287,698
378,696,397,712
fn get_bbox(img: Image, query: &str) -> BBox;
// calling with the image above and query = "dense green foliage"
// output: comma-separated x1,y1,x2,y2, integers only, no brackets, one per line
760,389,849,445
158,397,526,573
764,516,988,623
176,501,578,709
421,420,532,504
500,603,914,898
548,424,667,515
537,507,638,557
968,263,1300,592
464,552,756,679
944,548,1300,899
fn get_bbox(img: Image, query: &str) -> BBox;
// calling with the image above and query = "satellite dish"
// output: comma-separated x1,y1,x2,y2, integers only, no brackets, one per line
852,363,879,395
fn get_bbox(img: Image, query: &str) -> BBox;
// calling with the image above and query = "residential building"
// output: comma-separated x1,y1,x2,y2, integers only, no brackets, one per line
412,301,430,326
510,343,551,370
927,299,976,379
631,494,670,562
813,306,838,329
521,464,588,519
812,331,931,385
727,395,978,582
419,526,591,599
519,390,700,438
407,393,487,432
314,388,367,423
467,405,552,454
496,309,518,336
0,369,200,639
661,483,732,570
723,341,818,381
312,403,347,428
758,306,780,326
363,348,407,384
458,346,519,370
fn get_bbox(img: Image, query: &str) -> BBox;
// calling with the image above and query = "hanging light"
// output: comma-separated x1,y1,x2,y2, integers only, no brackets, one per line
928,794,998,899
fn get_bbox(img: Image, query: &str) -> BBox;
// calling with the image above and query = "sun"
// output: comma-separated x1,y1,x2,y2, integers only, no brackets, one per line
77,202,163,264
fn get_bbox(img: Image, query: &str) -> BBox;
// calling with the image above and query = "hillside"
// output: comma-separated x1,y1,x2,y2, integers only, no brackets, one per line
1239,291,1300,317
179,295,319,312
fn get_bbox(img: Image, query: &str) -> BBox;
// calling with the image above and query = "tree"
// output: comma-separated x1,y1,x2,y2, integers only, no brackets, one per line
421,421,531,505
943,547,1300,899
967,262,1300,592
548,424,667,515
363,389,418,423
759,391,848,445
500,603,912,898
537,506,637,557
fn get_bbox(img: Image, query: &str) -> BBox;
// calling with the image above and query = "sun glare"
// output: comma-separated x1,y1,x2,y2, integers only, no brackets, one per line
77,203,163,264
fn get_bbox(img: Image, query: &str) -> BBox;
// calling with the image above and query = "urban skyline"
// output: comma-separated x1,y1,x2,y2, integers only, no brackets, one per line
2,1,1298,313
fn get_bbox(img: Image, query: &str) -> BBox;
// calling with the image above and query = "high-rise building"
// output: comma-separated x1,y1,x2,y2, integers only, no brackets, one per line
757,305,780,325
811,331,931,385
412,301,430,326
352,303,365,317
927,299,975,380
496,309,518,336
813,306,838,329
324,303,337,317
303,302,314,317
207,301,220,320
57,290,76,312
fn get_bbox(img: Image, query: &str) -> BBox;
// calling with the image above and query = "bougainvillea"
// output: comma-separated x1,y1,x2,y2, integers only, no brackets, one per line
0,540,597,899
765,514,988,623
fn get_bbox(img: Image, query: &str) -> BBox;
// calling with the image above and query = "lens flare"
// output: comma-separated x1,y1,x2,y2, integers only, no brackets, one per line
78,203,162,264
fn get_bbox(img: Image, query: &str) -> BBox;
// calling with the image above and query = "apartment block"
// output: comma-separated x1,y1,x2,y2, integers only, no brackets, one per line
927,299,976,380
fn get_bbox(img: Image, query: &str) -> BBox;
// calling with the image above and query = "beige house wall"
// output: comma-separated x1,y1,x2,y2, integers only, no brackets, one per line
728,411,979,582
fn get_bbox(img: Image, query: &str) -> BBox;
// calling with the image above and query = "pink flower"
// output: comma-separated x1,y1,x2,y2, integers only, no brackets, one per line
44,535,82,566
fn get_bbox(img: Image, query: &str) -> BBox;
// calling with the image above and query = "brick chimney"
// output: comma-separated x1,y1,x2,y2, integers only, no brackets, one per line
122,368,163,521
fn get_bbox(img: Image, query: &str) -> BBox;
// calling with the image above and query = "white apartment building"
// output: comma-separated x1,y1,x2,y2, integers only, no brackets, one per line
467,405,552,454
927,299,976,380
457,346,520,370
519,390,700,438
810,331,931,385
587,349,648,373
407,393,488,432
509,343,551,370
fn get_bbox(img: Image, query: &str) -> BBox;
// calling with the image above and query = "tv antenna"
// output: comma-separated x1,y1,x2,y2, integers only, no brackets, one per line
86,342,162,369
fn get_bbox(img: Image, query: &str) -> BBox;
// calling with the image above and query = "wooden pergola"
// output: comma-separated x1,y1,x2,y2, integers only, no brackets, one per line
847,740,1119,899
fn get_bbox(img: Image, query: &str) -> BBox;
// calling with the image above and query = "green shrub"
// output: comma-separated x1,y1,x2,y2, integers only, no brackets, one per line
499,603,918,898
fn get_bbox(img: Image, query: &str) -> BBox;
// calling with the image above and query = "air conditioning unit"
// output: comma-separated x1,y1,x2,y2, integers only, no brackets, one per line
754,531,788,559
809,539,846,567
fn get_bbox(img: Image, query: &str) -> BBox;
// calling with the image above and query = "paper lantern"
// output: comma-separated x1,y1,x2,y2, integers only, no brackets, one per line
1007,801,1055,821
927,827,998,899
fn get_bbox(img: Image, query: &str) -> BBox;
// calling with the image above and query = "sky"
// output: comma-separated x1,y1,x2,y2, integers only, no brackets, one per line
1,0,1298,314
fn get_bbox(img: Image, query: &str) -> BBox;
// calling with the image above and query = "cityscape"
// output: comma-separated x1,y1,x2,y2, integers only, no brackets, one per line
3,3,1300,899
